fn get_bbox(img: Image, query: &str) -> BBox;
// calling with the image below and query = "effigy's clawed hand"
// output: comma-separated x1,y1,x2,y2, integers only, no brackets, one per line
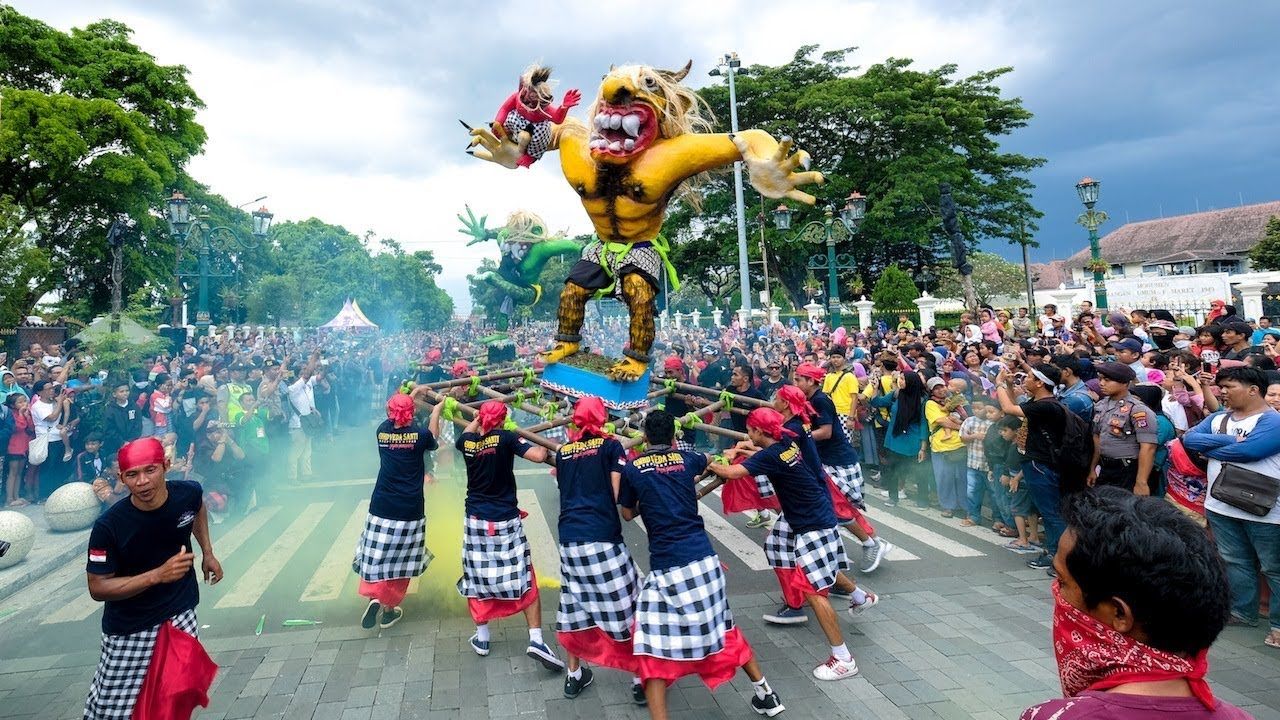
467,125,523,169
734,134,825,205
457,205,496,245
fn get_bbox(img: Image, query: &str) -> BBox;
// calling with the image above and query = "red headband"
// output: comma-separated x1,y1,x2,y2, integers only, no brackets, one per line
451,360,472,378
795,362,826,382
118,437,166,473
776,385,815,424
569,396,607,442
663,356,684,372
478,400,507,433
746,407,795,441
387,393,415,426
425,349,442,363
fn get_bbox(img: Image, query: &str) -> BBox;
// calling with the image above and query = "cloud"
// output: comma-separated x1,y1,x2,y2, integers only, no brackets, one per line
11,0,1279,306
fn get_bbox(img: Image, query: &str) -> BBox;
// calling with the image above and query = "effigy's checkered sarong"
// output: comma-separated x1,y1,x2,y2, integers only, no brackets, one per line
502,110,553,161
457,515,532,600
580,242,662,297
824,462,865,504
556,541,640,641
763,515,848,592
84,608,199,719
354,514,430,582
633,554,734,660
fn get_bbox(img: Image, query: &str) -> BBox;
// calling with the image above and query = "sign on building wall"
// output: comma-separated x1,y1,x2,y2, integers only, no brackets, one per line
1103,273,1233,310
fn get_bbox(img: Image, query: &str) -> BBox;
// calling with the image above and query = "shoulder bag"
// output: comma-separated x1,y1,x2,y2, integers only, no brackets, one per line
1209,414,1280,517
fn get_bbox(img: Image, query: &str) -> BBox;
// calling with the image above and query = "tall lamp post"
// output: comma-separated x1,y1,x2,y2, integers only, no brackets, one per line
709,52,752,323
105,217,133,334
166,191,272,329
773,192,866,328
1075,177,1109,310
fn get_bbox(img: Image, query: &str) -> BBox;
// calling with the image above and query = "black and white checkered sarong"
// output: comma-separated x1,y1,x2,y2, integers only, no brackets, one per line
634,554,734,660
556,541,640,641
354,514,430,582
675,438,697,452
580,242,662,298
763,515,848,592
754,473,776,499
457,515,532,600
823,462,865,504
84,608,199,719
502,110,553,161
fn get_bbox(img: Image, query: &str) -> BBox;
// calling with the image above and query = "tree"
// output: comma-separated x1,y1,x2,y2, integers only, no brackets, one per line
664,46,1044,310
0,9,206,318
0,196,50,325
1248,216,1280,271
245,275,301,325
935,252,1027,305
872,264,919,310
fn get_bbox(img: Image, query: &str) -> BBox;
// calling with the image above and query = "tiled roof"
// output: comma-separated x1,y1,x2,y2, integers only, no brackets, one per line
1065,201,1280,267
1030,260,1070,290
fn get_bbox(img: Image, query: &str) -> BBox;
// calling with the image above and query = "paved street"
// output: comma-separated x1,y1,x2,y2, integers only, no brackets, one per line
2,429,1278,720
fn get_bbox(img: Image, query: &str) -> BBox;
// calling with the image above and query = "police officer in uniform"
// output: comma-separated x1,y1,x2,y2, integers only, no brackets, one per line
1087,362,1158,495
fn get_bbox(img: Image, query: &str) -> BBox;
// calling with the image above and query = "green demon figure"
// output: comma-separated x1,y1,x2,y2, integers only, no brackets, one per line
458,205,583,328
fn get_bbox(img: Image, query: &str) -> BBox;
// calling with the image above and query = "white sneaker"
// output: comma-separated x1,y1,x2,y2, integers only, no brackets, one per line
812,655,859,681
847,591,880,617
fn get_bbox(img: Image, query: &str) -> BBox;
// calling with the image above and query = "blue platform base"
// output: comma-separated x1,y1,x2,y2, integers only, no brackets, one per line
540,362,652,411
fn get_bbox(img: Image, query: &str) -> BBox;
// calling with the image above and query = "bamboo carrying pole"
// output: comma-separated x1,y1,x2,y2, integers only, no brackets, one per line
420,389,560,462
651,379,773,409
417,368,537,391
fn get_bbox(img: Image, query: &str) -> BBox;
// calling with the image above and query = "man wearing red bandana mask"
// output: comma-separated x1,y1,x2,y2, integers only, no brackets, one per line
82,437,223,719
1022,487,1248,720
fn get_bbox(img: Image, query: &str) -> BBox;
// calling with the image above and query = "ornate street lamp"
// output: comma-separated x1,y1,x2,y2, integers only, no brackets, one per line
774,191,866,328
166,190,268,328
1075,177,1109,310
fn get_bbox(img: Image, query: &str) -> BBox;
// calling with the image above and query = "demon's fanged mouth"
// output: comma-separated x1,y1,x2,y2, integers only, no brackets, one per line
588,102,657,157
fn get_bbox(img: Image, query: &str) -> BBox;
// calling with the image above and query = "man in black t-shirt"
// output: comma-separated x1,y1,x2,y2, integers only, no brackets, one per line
455,400,564,673
994,360,1069,574
618,410,783,716
83,437,222,719
354,389,439,631
552,397,642,701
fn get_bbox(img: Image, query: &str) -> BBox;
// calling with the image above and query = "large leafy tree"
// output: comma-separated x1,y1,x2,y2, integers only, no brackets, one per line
935,251,1027,305
0,8,206,318
668,46,1044,312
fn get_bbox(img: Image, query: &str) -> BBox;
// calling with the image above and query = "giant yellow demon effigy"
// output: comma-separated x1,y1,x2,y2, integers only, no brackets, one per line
468,61,823,381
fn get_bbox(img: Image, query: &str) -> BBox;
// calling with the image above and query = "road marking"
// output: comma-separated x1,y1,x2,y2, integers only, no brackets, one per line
517,489,561,584
890,500,1012,549
280,478,374,490
299,501,369,602
515,468,549,477
864,511,985,558
214,502,333,609
40,506,285,626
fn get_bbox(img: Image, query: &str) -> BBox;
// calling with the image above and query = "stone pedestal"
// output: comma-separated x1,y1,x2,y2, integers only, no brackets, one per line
768,305,780,325
691,310,702,328
44,483,100,532
712,308,724,327
1234,280,1267,321
0,511,35,570
736,308,750,327
854,296,875,331
914,293,941,331
658,311,667,331
1046,288,1082,316
673,312,683,329
804,302,825,325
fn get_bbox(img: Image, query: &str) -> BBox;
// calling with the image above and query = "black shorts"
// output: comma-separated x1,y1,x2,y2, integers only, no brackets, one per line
1096,457,1138,491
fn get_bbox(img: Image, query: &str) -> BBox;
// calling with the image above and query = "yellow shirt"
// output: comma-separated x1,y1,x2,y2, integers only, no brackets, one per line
822,370,859,416
861,374,895,423
925,400,964,453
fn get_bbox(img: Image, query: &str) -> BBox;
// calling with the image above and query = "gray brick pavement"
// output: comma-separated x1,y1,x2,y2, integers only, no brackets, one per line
3,578,1278,720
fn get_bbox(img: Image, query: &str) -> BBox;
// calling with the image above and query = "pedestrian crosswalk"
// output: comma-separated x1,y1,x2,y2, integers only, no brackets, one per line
17,473,1024,628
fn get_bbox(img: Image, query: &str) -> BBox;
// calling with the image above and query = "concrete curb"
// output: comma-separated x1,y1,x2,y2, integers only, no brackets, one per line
0,518,90,604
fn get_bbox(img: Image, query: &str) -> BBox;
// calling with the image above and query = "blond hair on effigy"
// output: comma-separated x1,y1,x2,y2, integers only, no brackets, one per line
588,61,716,139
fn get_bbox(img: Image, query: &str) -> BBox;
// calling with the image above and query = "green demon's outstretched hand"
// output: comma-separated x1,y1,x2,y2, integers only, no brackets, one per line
457,205,498,246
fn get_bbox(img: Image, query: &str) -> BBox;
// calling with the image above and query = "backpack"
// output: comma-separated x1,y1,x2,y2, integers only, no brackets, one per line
0,405,12,450
1041,400,1094,494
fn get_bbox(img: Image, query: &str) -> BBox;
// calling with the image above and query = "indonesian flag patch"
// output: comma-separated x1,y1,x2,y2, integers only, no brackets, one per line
89,548,107,563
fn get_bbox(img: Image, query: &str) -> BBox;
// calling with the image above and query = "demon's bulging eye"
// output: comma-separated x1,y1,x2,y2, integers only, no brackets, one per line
531,225,544,236
643,75,658,89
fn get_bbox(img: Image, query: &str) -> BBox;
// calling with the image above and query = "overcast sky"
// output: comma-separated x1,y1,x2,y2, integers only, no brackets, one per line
11,1,1279,313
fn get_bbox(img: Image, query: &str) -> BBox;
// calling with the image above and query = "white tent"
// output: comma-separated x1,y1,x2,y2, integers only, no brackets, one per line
319,298,379,330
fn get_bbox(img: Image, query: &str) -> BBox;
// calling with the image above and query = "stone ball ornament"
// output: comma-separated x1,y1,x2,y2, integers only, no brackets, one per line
44,482,101,532
0,511,36,569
